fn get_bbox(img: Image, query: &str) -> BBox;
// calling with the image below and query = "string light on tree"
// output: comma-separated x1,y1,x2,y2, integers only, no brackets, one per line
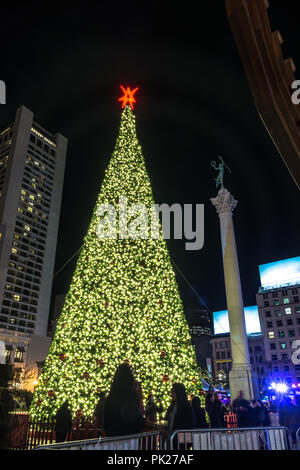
30,86,201,418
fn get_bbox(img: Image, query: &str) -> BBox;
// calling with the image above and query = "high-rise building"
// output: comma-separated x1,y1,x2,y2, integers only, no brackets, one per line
185,295,213,370
0,105,67,378
256,256,300,389
211,304,267,392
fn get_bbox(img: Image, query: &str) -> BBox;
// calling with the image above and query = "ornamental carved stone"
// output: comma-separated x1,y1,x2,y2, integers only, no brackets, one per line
210,187,238,215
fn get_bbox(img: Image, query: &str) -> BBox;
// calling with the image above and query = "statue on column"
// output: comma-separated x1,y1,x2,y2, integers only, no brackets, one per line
211,156,232,189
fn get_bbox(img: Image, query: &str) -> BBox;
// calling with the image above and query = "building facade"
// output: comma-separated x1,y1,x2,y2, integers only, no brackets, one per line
0,106,67,384
185,301,213,370
256,281,300,388
211,333,267,393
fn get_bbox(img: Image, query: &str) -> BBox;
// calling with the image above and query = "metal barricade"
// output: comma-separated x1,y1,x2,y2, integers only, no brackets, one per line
170,426,293,450
34,431,161,450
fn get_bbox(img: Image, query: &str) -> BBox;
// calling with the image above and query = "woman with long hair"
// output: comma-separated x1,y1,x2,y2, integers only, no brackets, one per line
103,363,145,437
167,383,195,435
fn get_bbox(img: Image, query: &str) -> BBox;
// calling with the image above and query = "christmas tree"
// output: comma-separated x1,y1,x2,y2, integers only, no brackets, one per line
30,87,201,418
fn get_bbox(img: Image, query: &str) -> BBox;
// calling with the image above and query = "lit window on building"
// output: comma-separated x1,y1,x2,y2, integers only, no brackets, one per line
268,331,275,339
5,345,13,361
285,307,292,315
14,348,24,363
283,297,290,304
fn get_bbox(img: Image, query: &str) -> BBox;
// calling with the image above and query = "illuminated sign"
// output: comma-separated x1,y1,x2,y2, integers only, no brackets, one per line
213,305,261,335
259,256,300,290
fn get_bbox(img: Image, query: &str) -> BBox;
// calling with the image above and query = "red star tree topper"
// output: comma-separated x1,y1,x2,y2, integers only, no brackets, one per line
118,85,139,109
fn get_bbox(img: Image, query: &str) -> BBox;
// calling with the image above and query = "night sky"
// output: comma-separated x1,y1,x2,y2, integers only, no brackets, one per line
0,1,299,324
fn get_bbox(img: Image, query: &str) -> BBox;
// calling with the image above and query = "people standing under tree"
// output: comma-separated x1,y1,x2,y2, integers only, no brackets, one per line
54,401,73,443
94,391,106,429
145,394,164,424
103,363,146,437
167,383,195,433
191,397,208,428
166,383,195,449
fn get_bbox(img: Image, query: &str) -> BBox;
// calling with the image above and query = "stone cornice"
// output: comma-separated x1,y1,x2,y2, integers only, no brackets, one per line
226,0,300,190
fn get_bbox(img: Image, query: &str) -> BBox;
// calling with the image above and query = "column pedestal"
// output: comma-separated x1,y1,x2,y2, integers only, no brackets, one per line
229,364,259,402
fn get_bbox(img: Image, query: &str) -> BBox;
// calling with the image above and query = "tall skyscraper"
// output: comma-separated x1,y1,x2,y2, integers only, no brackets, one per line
0,106,67,373
185,295,213,370
256,256,300,389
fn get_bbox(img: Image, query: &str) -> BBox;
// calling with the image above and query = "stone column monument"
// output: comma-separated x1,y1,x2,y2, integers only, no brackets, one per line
211,157,259,401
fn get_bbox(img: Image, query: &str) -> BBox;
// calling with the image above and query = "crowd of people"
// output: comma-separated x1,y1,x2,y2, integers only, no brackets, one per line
54,363,210,442
53,364,300,444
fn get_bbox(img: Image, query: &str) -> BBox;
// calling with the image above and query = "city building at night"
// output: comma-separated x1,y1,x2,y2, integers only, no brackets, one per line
211,305,268,393
256,256,300,391
211,332,268,393
0,106,67,387
185,299,213,370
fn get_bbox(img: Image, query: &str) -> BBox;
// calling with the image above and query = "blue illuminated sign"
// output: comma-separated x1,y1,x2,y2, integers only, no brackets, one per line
213,305,261,335
259,256,300,290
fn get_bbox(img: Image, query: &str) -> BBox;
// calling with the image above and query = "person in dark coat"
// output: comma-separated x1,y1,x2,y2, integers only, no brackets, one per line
167,383,195,442
191,396,208,428
279,397,298,442
232,390,251,428
94,392,106,428
164,399,175,422
145,394,164,424
213,394,226,428
55,401,73,443
103,363,146,437
205,392,226,428
205,392,214,423
253,400,270,427
166,383,195,450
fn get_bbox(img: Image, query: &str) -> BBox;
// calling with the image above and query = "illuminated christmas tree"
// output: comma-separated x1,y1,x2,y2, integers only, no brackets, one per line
30,87,201,418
